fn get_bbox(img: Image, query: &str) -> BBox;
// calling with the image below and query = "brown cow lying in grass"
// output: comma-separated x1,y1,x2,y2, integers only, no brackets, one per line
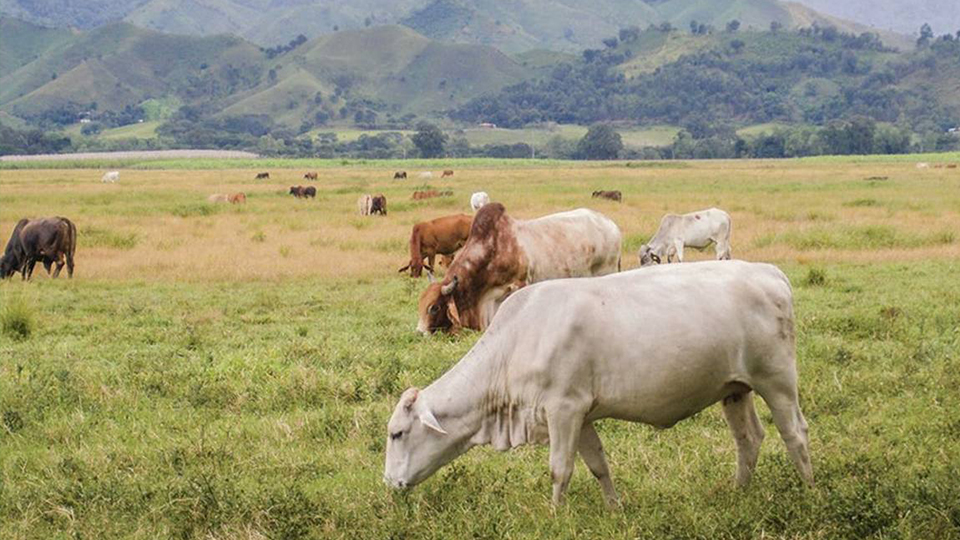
412,190,453,200
398,214,473,278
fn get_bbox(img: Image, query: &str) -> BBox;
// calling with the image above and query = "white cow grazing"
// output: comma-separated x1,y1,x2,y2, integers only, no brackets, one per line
639,207,731,266
470,191,490,212
101,171,119,183
357,194,373,216
207,193,229,203
418,171,433,179
386,261,813,505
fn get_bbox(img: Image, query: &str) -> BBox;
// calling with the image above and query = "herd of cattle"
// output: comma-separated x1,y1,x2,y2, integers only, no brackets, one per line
8,168,815,508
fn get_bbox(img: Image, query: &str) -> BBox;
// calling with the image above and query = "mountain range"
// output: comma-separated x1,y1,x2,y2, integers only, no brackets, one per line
0,0,930,52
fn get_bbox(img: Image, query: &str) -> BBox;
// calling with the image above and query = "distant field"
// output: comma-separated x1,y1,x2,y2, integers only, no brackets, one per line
2,157,960,538
72,123,679,149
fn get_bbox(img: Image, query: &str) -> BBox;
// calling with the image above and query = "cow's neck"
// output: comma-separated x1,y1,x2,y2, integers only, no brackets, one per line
422,332,543,452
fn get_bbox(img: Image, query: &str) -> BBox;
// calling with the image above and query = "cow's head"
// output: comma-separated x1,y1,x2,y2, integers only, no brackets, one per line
385,388,463,490
638,244,661,266
0,255,18,279
417,277,461,334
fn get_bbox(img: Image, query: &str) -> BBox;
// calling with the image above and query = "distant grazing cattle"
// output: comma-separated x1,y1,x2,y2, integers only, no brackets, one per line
933,164,945,169
0,217,76,280
101,171,119,183
441,170,454,178
418,171,433,179
592,190,622,202
417,204,622,334
385,261,813,505
289,186,316,199
398,214,473,278
303,172,318,180
358,194,373,216
228,192,247,204
639,208,732,266
412,190,453,200
470,191,490,212
370,194,387,215
948,164,958,169
916,163,929,169
207,194,229,203
256,172,270,179
394,171,407,179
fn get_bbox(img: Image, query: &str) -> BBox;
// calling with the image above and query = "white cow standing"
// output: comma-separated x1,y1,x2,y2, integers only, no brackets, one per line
639,207,732,266
470,191,490,212
101,171,119,183
357,194,373,216
418,171,433,179
386,261,813,505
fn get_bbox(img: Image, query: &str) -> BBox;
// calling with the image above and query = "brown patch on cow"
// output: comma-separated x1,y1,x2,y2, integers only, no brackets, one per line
695,214,701,220
419,203,526,332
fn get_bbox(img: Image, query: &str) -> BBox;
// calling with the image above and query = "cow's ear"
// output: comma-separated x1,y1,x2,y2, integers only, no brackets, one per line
447,298,462,330
417,401,447,435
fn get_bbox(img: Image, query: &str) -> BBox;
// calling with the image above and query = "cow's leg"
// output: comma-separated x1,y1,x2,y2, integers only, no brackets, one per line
25,259,38,280
674,241,685,263
578,422,619,507
547,406,585,505
755,369,814,486
721,391,765,487
716,237,732,260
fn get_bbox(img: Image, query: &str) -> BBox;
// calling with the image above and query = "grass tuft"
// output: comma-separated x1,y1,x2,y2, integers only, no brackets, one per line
1,295,34,340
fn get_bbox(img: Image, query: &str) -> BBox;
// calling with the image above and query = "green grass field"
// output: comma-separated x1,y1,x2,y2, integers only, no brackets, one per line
1,157,960,539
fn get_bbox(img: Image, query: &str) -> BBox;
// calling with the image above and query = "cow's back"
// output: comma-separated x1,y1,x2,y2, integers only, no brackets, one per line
515,209,621,282
485,260,794,426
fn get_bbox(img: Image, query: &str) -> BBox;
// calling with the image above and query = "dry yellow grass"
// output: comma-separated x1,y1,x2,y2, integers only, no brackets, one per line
1,161,958,282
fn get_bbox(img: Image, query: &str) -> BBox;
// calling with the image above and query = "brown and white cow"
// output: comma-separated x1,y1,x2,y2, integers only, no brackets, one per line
398,214,473,278
592,190,622,202
417,203,621,334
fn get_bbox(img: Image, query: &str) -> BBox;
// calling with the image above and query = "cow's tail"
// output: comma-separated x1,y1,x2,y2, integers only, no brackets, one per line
65,217,77,277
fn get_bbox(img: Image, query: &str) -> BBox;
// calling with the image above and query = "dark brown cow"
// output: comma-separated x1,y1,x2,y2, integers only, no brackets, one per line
303,172,318,180
398,214,473,278
370,194,387,215
289,186,317,199
441,170,454,178
0,217,76,280
592,190,623,202
394,171,407,179
948,164,958,169
256,172,270,179
416,204,622,334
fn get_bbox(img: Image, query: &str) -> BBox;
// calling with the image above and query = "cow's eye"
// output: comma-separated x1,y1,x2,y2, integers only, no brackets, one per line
390,431,403,440
428,304,441,315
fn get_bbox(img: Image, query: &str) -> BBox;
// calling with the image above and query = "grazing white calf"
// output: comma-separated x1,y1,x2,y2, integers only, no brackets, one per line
418,171,434,179
470,191,490,212
101,171,120,183
357,194,373,216
386,261,813,505
639,207,731,266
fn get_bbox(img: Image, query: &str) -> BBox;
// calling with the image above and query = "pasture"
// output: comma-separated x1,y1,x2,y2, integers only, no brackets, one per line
1,157,959,539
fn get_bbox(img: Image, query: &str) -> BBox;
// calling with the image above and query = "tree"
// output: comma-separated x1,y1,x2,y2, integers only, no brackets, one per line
917,23,934,48
690,20,699,34
412,122,447,158
726,20,740,33
602,37,619,49
770,21,783,33
619,26,640,43
730,39,745,54
576,124,623,160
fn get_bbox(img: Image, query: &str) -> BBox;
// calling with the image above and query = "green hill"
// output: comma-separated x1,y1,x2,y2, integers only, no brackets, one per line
218,26,526,127
0,21,263,119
